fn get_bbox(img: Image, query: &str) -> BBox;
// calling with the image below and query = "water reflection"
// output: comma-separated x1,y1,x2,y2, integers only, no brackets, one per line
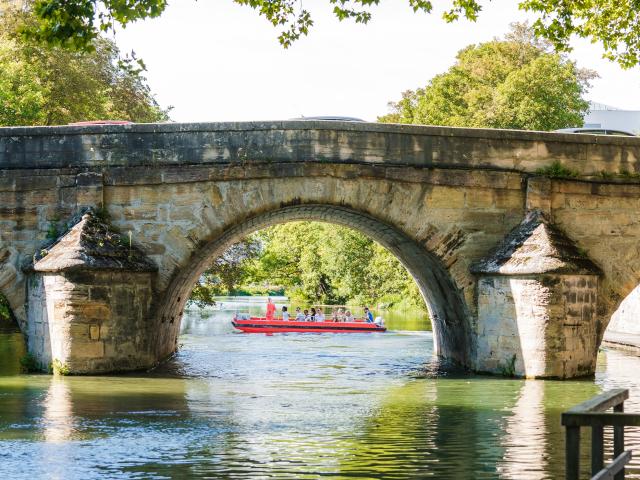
42,377,74,443
0,301,639,478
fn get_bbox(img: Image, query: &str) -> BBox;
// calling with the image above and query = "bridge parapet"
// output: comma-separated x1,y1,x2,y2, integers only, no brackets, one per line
0,122,638,377
1,121,639,177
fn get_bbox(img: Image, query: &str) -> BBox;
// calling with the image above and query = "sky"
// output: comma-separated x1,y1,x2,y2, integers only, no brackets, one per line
114,0,640,123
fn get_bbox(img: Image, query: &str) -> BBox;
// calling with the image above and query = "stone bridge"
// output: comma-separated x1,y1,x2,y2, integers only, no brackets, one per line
1,121,640,378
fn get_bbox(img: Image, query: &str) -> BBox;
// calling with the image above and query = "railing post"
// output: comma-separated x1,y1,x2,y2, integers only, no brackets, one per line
614,402,625,480
566,425,581,480
592,423,605,476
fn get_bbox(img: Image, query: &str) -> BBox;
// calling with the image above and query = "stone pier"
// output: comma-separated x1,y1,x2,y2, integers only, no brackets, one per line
25,212,158,373
0,121,638,377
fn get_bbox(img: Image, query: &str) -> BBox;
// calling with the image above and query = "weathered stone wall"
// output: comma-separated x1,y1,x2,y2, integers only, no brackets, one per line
0,121,638,177
27,271,156,373
547,181,640,339
1,122,640,375
476,275,599,378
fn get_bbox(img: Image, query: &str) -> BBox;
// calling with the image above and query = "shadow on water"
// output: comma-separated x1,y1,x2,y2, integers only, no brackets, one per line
0,301,639,478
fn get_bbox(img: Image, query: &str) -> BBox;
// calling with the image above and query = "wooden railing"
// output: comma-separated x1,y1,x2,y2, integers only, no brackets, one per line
562,388,637,479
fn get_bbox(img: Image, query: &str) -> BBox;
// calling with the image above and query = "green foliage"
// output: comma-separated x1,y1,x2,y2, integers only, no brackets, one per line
0,293,14,324
51,358,70,375
499,354,517,377
0,3,169,126
46,221,59,239
536,160,579,179
619,169,640,181
17,0,640,67
19,353,39,373
191,236,262,307
196,222,426,310
379,24,593,131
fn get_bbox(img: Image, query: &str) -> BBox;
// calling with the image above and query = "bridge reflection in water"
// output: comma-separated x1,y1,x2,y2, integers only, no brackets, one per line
0,306,639,479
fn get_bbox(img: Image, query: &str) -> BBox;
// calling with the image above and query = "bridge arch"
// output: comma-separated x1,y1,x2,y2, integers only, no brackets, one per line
153,204,474,366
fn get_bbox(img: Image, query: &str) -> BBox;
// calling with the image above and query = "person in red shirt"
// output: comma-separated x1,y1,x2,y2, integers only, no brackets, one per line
265,297,276,320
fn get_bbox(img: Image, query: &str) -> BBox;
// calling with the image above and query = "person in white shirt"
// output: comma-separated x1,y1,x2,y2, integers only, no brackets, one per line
316,307,325,322
295,307,305,321
344,310,354,322
282,306,289,321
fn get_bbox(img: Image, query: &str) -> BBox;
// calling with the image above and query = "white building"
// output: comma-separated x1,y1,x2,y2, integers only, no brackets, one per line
583,102,640,134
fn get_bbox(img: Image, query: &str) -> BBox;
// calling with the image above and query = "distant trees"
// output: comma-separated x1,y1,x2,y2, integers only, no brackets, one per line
191,237,262,307
0,3,169,126
191,222,424,311
379,24,595,131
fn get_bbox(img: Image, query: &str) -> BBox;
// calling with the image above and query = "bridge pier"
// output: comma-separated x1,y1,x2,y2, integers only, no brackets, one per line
472,211,602,378
0,122,632,378
25,212,159,374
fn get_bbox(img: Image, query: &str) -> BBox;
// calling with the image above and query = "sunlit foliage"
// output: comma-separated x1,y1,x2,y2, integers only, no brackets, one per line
0,2,169,126
192,222,424,311
378,23,595,131
18,0,640,67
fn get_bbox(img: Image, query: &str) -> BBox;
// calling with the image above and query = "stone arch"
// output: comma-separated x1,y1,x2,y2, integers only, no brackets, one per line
0,245,26,328
152,204,474,367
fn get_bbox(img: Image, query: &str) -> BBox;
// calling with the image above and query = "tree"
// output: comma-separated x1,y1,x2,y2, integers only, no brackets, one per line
192,236,262,307
0,293,15,325
378,24,594,131
18,0,640,67
0,3,169,126
217,221,425,309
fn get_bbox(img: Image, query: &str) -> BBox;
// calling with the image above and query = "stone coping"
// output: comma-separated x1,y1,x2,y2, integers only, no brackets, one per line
0,121,639,147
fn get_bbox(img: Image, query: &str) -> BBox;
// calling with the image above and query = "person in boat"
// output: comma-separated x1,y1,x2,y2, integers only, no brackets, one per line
316,307,325,322
308,308,317,321
364,307,374,323
331,310,339,322
295,307,305,321
344,310,354,322
337,307,345,322
303,309,310,321
266,297,276,321
282,305,289,321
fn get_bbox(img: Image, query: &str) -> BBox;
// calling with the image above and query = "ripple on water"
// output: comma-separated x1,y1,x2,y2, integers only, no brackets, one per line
0,307,640,479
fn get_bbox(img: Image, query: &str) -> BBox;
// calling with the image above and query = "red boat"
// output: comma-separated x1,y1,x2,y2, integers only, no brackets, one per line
232,316,386,333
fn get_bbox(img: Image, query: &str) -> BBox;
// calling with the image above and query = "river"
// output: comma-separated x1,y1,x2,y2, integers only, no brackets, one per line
0,297,639,479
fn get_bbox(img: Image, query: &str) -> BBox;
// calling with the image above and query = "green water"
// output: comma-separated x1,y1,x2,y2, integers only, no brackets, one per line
0,300,639,479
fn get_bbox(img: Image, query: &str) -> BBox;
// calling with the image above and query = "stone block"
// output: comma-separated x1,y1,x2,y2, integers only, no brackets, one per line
465,189,495,208
71,340,105,358
81,303,110,321
89,324,100,340
425,187,465,209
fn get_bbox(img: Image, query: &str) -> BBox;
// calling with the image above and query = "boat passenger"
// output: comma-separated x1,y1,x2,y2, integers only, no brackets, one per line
295,307,305,321
331,311,339,322
316,307,325,322
364,306,374,323
310,308,317,321
303,309,311,321
344,310,354,322
266,297,276,321
337,307,345,322
282,306,289,321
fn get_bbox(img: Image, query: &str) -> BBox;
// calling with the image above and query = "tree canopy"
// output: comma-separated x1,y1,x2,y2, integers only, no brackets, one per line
0,3,169,126
17,0,640,67
378,24,594,131
190,222,424,311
